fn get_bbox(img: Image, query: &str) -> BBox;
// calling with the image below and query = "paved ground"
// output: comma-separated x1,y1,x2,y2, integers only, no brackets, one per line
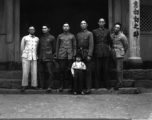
0,89,152,119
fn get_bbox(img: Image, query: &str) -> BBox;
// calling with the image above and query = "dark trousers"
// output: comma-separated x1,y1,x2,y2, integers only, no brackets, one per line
116,58,123,84
58,59,73,88
38,61,54,88
83,60,92,90
73,69,84,92
95,57,109,88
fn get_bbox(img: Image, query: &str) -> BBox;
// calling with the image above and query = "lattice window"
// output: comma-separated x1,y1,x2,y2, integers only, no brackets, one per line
140,5,152,32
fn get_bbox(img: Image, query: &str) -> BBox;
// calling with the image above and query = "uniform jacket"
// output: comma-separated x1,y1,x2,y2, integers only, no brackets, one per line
56,32,76,59
110,32,128,58
21,34,39,61
92,28,112,58
77,30,94,59
39,33,55,61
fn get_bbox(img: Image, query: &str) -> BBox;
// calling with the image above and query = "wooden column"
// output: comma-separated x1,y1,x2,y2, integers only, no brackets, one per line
108,0,113,30
14,0,20,62
128,0,143,68
6,0,15,62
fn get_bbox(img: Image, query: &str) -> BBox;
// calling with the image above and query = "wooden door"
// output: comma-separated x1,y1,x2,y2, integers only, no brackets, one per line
20,0,108,38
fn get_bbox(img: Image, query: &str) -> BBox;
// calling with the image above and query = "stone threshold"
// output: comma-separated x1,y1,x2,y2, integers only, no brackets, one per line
0,88,140,94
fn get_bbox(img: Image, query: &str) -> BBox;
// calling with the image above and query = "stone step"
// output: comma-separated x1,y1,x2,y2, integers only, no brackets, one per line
0,88,140,94
1,69,152,80
0,79,136,89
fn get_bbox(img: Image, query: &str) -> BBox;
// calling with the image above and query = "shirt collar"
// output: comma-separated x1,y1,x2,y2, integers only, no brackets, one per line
63,32,69,35
99,27,105,31
43,32,50,37
29,34,35,38
81,29,88,33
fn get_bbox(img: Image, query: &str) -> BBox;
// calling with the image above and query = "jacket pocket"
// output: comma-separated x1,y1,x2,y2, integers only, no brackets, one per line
22,51,28,58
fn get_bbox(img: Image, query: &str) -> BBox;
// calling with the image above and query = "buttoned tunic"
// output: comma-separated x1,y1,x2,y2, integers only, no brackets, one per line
21,34,39,60
110,32,128,58
56,32,76,59
93,28,111,58
39,33,55,61
77,30,94,59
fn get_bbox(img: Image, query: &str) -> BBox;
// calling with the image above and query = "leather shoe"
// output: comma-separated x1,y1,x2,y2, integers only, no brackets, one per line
47,88,52,92
86,89,91,94
20,86,27,92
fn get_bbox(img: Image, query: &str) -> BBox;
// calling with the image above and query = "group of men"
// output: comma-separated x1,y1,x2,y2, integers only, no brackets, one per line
20,18,128,94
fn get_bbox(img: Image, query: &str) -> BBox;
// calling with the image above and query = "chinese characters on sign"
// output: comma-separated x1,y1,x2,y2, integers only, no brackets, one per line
133,0,139,38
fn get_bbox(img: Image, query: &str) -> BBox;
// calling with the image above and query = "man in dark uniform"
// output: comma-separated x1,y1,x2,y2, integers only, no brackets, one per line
77,20,94,94
38,24,56,92
92,18,112,89
56,23,76,92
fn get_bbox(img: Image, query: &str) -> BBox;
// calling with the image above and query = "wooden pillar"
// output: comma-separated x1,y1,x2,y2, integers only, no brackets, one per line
14,0,20,62
113,0,122,23
108,0,113,30
127,0,143,68
6,0,15,62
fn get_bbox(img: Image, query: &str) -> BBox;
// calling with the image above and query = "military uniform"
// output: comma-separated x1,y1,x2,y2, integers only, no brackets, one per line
38,32,55,89
77,29,94,92
21,34,39,87
92,28,112,89
110,32,128,87
56,32,76,90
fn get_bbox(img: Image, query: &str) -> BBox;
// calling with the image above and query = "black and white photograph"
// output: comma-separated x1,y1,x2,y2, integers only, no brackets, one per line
0,0,152,120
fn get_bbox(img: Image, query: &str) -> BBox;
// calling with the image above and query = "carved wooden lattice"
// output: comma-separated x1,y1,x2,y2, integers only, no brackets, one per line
140,5,152,32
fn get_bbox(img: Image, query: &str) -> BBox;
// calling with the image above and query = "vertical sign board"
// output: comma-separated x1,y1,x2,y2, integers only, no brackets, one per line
128,0,143,68
129,0,140,58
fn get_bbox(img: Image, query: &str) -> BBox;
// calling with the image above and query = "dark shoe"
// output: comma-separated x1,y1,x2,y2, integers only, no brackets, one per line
114,83,122,90
20,86,27,92
86,89,91,94
47,87,52,92
33,87,39,90
105,86,111,90
59,87,63,92
73,92,77,95
95,86,99,90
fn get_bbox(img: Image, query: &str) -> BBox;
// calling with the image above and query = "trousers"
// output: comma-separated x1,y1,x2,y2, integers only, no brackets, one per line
22,58,37,87
73,69,84,92
95,57,109,88
116,58,124,83
38,61,54,88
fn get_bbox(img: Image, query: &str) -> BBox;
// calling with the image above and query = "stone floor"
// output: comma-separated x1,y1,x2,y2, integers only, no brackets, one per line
0,88,151,120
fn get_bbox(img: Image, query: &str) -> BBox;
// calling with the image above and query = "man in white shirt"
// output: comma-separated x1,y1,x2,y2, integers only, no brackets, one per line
20,26,39,92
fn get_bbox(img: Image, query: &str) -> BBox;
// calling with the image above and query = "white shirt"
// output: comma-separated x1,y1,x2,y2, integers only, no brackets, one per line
71,61,86,75
21,34,39,60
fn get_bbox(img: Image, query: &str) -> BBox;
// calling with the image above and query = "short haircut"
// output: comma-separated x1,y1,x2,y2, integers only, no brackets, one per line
99,18,105,22
63,23,69,27
42,24,50,29
114,23,122,28
81,20,87,24
29,25,35,30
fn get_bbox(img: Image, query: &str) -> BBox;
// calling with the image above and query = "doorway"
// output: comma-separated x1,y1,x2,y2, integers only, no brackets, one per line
20,0,108,38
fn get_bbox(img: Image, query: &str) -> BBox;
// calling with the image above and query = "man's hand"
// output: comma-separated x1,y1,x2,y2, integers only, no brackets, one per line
87,56,91,61
53,54,57,59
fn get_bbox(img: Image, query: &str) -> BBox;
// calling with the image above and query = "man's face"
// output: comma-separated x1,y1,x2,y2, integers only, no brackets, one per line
98,19,105,27
114,24,121,33
80,21,87,30
28,27,35,35
42,26,49,34
63,24,70,32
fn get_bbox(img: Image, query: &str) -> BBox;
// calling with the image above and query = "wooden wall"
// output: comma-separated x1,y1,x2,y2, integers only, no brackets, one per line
0,0,6,62
0,0,20,63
